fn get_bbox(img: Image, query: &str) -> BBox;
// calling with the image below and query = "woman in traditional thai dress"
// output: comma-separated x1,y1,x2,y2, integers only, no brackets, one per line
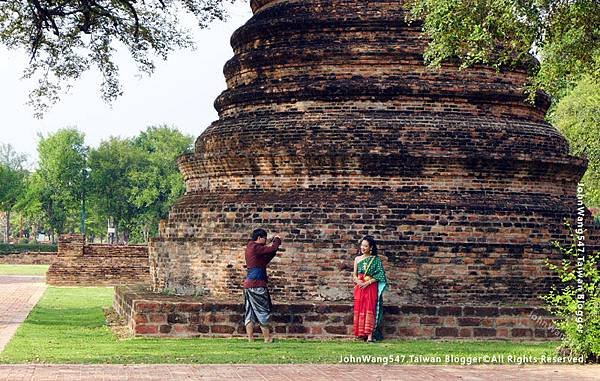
353,236,389,342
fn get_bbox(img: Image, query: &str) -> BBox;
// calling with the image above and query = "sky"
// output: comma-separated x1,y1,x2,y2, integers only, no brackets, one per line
0,1,252,168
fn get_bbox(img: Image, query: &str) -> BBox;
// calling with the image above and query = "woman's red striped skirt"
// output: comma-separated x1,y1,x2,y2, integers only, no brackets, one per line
353,273,378,337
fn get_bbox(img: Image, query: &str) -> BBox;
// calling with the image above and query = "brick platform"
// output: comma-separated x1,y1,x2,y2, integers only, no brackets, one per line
115,285,560,340
47,234,149,286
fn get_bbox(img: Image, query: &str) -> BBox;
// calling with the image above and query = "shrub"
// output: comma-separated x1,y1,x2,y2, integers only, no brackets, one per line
541,222,600,362
0,243,58,255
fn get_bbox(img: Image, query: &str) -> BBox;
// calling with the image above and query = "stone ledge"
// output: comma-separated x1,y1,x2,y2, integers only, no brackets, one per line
115,285,562,341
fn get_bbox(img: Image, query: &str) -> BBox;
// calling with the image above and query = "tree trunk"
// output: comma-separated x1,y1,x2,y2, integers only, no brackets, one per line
4,209,10,243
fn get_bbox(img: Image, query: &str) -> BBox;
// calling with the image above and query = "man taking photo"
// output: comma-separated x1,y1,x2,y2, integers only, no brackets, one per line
243,228,282,343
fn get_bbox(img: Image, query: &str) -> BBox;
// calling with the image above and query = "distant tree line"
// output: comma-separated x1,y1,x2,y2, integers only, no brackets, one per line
0,126,193,244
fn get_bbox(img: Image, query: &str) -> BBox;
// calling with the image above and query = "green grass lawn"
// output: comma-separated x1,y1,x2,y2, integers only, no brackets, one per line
0,286,561,364
0,264,49,276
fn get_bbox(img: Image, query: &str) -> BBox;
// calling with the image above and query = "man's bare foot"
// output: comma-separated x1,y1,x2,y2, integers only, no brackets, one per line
259,325,272,343
246,322,255,342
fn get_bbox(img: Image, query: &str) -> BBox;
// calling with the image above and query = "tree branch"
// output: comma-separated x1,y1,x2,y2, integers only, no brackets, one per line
115,0,140,39
29,0,61,36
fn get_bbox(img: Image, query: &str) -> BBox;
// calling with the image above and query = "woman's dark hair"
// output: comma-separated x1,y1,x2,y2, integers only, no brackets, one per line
358,235,378,256
251,228,268,241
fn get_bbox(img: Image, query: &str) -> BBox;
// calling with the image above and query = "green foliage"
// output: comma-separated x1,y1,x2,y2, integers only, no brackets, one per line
85,125,192,243
34,129,88,238
37,129,88,202
0,143,28,242
404,0,600,102
550,75,600,208
14,172,51,240
541,223,600,362
533,1,600,100
127,126,193,242
0,243,57,254
0,163,24,212
88,137,145,241
6,125,191,244
0,0,231,117
0,144,27,212
405,0,539,69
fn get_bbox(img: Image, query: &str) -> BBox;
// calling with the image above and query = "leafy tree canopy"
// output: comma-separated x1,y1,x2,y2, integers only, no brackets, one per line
127,126,193,241
8,126,192,243
404,0,599,102
550,75,600,207
0,143,28,242
37,128,87,201
88,137,144,231
14,171,48,234
0,162,24,211
0,143,27,210
35,128,87,235
0,0,232,117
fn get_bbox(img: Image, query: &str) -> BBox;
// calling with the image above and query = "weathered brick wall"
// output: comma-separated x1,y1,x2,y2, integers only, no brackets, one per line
0,252,56,265
149,0,600,309
115,285,560,340
47,234,149,286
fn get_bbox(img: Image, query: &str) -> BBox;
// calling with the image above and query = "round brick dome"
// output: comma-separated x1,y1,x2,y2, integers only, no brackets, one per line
150,0,599,305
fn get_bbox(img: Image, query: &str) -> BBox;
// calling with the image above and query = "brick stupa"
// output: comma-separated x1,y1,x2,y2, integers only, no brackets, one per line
116,0,600,339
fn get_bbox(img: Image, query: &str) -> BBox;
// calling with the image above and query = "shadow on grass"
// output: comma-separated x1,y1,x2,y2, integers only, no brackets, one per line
24,307,105,328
